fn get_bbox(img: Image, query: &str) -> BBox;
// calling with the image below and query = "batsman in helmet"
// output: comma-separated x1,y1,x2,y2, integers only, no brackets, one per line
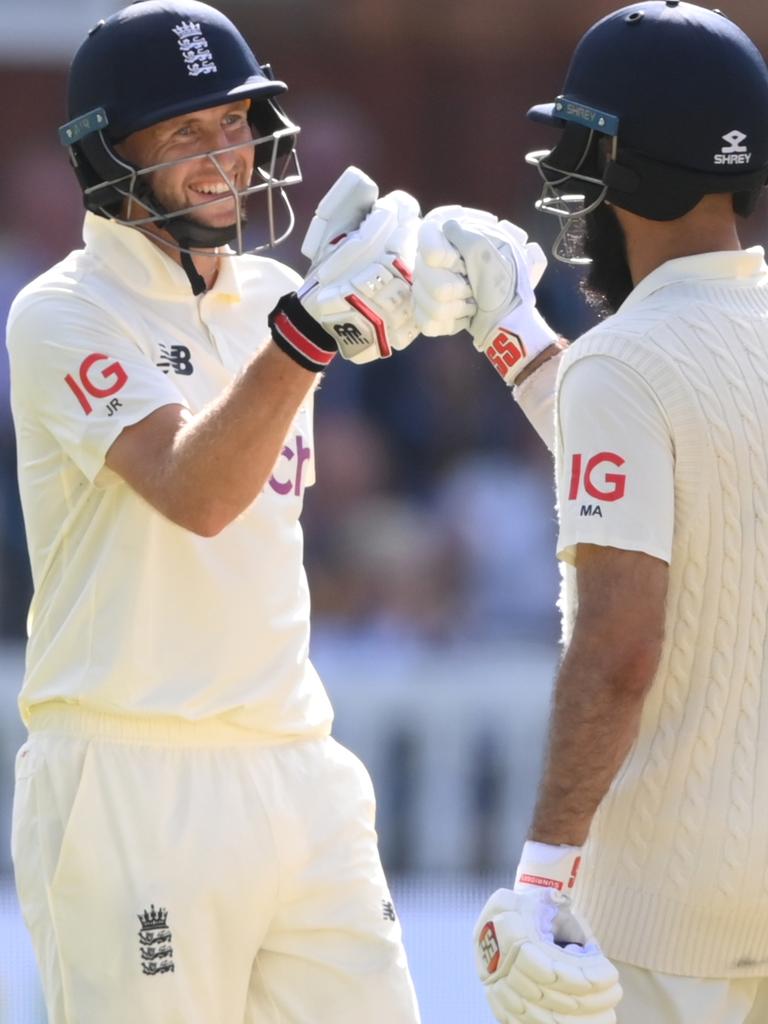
415,2,768,1022
6,2,422,1021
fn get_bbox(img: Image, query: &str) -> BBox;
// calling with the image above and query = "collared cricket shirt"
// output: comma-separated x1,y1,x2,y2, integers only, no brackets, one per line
7,213,332,736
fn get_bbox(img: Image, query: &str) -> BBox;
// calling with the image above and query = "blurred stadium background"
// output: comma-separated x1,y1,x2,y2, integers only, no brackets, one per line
1,1,767,1020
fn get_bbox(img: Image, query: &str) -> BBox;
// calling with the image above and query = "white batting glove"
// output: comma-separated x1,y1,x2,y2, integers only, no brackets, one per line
475,842,622,1024
414,205,557,386
298,187,418,363
270,167,420,370
301,165,380,271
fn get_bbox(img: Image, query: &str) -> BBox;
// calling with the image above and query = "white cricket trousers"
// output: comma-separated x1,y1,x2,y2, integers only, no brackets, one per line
11,705,421,1024
616,961,768,1023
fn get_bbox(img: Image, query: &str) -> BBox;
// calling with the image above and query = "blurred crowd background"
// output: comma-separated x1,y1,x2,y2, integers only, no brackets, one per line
2,1,768,1018
3,0,767,647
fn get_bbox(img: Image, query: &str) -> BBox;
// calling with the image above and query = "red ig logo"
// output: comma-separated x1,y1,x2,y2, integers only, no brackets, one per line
65,353,128,415
568,451,626,501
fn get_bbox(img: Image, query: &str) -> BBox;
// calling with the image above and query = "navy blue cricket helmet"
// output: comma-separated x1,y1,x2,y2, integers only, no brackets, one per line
525,1,768,258
60,0,301,257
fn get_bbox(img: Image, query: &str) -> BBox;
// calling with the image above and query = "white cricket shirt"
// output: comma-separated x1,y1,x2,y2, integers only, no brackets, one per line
519,247,768,976
7,213,333,736
556,355,675,566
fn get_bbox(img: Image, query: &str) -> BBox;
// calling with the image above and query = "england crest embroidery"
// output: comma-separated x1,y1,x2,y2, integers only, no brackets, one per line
172,20,218,77
138,904,175,975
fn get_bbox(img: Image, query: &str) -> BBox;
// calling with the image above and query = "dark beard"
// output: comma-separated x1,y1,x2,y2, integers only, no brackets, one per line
578,204,634,317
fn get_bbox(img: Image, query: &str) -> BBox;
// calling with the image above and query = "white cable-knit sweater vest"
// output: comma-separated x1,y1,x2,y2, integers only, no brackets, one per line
551,261,768,977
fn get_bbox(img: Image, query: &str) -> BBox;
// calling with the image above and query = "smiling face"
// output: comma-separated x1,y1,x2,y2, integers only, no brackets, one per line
115,99,255,235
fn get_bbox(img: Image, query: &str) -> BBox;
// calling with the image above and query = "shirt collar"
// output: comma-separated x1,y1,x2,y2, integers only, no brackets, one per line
83,212,242,301
619,247,767,313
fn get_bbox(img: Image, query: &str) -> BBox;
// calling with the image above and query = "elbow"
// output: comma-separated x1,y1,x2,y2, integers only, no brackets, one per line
159,500,234,538
187,517,228,539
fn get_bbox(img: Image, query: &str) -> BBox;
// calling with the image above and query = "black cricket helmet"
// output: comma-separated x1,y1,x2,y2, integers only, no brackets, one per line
526,1,768,262
60,0,301,256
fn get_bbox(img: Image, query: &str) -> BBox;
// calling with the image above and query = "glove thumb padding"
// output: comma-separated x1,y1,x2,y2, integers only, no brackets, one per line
524,239,549,290
311,189,420,290
311,204,398,287
301,166,379,264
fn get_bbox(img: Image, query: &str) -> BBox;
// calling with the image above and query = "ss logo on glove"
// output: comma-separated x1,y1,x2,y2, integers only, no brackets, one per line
485,329,527,380
478,921,501,973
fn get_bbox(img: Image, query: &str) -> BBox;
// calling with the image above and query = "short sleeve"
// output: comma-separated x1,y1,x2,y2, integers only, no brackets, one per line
556,355,674,565
8,295,187,482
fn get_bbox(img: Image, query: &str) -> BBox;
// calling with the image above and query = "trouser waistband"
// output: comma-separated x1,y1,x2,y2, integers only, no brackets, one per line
26,702,323,748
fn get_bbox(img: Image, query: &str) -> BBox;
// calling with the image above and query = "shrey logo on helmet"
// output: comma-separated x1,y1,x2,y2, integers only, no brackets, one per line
716,130,751,165
523,1,768,263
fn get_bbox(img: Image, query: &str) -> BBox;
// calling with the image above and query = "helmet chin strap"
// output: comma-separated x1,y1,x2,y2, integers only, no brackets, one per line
135,180,240,296
162,212,239,297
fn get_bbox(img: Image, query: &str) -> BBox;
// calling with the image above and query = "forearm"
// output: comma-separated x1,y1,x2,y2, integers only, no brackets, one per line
112,341,317,535
168,342,315,530
529,644,648,846
512,343,567,451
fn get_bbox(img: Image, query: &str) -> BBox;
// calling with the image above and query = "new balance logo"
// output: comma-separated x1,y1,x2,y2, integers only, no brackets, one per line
334,322,366,346
382,899,397,922
715,129,751,165
137,904,175,976
157,344,194,376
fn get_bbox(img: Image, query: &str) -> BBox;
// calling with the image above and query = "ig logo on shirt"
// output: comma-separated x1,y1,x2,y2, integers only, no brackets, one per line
65,353,128,416
567,451,626,517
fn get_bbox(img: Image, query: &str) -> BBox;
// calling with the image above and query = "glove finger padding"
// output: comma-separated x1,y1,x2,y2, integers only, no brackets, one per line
311,204,399,287
413,208,547,358
423,203,505,231
474,889,622,1024
443,220,524,352
412,261,475,337
424,215,557,386
413,219,476,336
417,218,466,271
301,165,379,269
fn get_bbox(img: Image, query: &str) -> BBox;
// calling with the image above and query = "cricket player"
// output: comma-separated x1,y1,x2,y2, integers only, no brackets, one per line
5,2,422,1021
414,2,768,1022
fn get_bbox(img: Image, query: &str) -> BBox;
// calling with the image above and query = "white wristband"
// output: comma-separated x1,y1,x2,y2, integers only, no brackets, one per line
513,840,584,895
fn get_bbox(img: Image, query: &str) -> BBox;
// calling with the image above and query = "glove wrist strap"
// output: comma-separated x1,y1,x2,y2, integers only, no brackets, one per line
514,840,584,895
481,306,558,387
268,291,337,373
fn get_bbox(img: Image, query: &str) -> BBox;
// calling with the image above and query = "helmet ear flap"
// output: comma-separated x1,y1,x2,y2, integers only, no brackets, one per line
71,134,136,218
733,186,766,218
248,97,296,167
248,60,296,167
